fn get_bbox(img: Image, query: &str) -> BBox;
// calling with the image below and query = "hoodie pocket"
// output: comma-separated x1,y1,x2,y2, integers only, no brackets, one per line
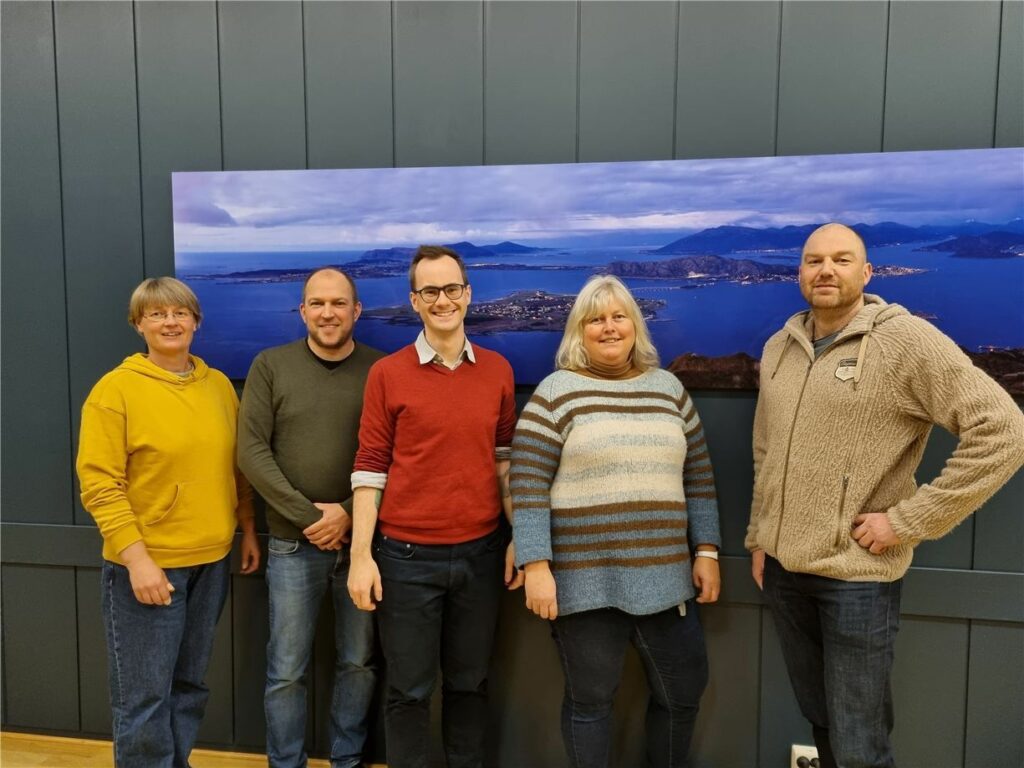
834,475,850,549
142,480,236,551
144,483,182,528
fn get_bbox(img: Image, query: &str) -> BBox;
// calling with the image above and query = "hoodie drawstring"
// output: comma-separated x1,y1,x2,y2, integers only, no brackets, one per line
771,335,794,379
852,332,870,390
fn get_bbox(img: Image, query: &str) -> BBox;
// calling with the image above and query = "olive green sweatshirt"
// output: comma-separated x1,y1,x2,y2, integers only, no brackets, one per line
746,295,1024,581
237,339,384,541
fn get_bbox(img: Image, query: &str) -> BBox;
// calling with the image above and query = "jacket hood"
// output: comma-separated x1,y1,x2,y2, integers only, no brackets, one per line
118,352,210,385
773,295,910,387
782,294,907,343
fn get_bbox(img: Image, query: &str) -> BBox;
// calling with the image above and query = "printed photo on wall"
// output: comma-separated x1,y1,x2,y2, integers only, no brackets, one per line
173,148,1024,392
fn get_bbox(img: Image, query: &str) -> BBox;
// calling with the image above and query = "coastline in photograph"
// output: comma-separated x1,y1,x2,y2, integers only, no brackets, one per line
173,148,1024,392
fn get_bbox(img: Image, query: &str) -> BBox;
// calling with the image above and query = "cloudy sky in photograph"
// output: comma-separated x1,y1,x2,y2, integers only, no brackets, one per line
172,148,1024,252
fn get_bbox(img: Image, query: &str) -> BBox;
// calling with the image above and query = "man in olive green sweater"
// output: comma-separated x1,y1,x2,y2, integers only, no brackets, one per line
238,268,384,768
747,224,1024,768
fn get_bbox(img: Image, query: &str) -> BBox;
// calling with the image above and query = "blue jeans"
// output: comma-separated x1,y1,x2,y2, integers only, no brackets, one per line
762,556,902,768
265,538,377,768
101,555,230,768
374,527,506,768
551,604,708,768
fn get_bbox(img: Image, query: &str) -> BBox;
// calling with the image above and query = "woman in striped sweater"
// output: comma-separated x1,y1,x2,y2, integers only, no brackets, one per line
511,275,721,768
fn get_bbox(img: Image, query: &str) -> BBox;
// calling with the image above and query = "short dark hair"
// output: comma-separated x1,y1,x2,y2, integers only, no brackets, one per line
302,267,359,304
408,245,468,291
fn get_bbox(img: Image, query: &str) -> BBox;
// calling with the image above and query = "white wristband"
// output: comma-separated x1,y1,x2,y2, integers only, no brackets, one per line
694,550,719,561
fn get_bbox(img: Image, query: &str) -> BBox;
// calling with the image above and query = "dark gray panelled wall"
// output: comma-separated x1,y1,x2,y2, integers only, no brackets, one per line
2,2,1022,766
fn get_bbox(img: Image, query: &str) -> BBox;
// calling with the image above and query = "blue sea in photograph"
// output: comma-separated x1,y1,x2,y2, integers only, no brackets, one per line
178,238,1024,384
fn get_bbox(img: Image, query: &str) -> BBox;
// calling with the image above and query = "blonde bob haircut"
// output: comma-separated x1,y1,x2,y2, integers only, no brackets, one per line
555,274,660,372
128,277,203,327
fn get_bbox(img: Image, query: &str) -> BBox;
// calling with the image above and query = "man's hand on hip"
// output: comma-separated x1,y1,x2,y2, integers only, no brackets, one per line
852,512,902,554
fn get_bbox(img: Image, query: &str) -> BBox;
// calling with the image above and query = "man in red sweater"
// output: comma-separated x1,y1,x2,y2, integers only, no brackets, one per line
348,245,523,768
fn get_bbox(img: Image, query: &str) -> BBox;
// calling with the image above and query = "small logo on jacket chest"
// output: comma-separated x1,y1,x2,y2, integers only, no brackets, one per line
835,358,858,381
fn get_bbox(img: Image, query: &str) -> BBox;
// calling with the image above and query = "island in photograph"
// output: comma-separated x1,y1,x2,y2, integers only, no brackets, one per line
173,148,1024,392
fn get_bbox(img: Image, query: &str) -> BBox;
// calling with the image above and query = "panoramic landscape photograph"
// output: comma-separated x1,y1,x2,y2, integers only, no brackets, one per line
173,148,1024,391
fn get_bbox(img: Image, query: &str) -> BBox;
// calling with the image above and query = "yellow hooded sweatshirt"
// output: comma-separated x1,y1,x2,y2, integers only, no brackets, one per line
77,353,253,568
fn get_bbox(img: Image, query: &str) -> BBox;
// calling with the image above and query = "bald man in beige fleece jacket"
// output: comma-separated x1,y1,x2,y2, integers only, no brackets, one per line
746,223,1024,768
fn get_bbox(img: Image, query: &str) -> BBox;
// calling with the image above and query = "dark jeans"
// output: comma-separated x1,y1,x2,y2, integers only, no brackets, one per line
374,527,505,768
264,538,377,768
762,556,902,768
101,555,230,768
551,604,708,768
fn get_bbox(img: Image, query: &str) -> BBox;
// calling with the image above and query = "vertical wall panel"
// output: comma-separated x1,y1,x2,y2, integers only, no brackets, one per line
0,1,73,524
891,617,969,766
218,1,306,170
776,1,887,155
676,1,781,159
393,1,484,167
76,567,112,735
884,1,1002,151
1,565,80,730
692,393,756,556
487,592,566,766
691,605,761,767
312,599,335,756
197,601,235,745
578,1,677,162
484,1,578,165
134,2,222,278
965,622,1024,767
304,1,394,169
972,468,1024,572
912,428,974,569
54,0,145,525
232,575,270,747
759,609,814,766
995,0,1024,147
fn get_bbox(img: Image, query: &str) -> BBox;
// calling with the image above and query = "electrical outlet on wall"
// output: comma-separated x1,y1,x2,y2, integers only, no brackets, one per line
790,743,819,768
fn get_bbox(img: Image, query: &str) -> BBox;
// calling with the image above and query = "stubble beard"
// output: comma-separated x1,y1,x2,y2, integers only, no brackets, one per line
309,325,351,351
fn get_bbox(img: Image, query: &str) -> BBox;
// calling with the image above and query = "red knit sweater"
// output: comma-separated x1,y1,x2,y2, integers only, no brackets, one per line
354,344,517,544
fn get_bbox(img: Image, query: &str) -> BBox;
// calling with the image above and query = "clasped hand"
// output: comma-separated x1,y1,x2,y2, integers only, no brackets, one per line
303,502,352,550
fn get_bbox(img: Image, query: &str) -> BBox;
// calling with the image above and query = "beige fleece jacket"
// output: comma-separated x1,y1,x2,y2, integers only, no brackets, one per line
746,295,1024,581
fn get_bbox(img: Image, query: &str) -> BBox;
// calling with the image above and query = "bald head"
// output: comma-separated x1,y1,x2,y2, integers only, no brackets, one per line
302,267,358,304
803,223,867,266
799,222,872,316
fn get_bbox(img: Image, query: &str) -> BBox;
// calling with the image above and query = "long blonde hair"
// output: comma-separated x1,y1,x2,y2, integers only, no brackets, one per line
555,275,659,372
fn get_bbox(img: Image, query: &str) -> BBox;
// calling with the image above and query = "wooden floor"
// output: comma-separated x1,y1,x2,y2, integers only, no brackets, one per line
0,731,386,767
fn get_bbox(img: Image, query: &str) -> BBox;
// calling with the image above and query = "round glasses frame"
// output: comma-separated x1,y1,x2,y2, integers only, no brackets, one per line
142,309,193,323
412,283,467,304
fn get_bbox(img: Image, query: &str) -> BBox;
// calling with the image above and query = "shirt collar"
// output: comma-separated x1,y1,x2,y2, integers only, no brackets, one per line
415,330,475,368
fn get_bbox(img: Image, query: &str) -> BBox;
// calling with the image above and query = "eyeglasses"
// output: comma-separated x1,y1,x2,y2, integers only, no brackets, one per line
412,283,466,304
142,309,193,322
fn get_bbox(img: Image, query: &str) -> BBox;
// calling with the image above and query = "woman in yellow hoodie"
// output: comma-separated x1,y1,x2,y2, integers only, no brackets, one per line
77,277,260,768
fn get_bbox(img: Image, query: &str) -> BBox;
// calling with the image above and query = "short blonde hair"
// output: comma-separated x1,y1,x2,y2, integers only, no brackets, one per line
128,277,202,327
555,275,660,372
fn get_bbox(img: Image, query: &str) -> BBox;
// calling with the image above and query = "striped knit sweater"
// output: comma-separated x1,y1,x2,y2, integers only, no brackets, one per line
511,368,721,617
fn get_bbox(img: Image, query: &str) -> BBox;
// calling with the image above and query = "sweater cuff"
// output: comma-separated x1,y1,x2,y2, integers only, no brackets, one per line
351,471,387,490
686,501,721,550
885,505,923,546
513,531,553,568
108,523,144,559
